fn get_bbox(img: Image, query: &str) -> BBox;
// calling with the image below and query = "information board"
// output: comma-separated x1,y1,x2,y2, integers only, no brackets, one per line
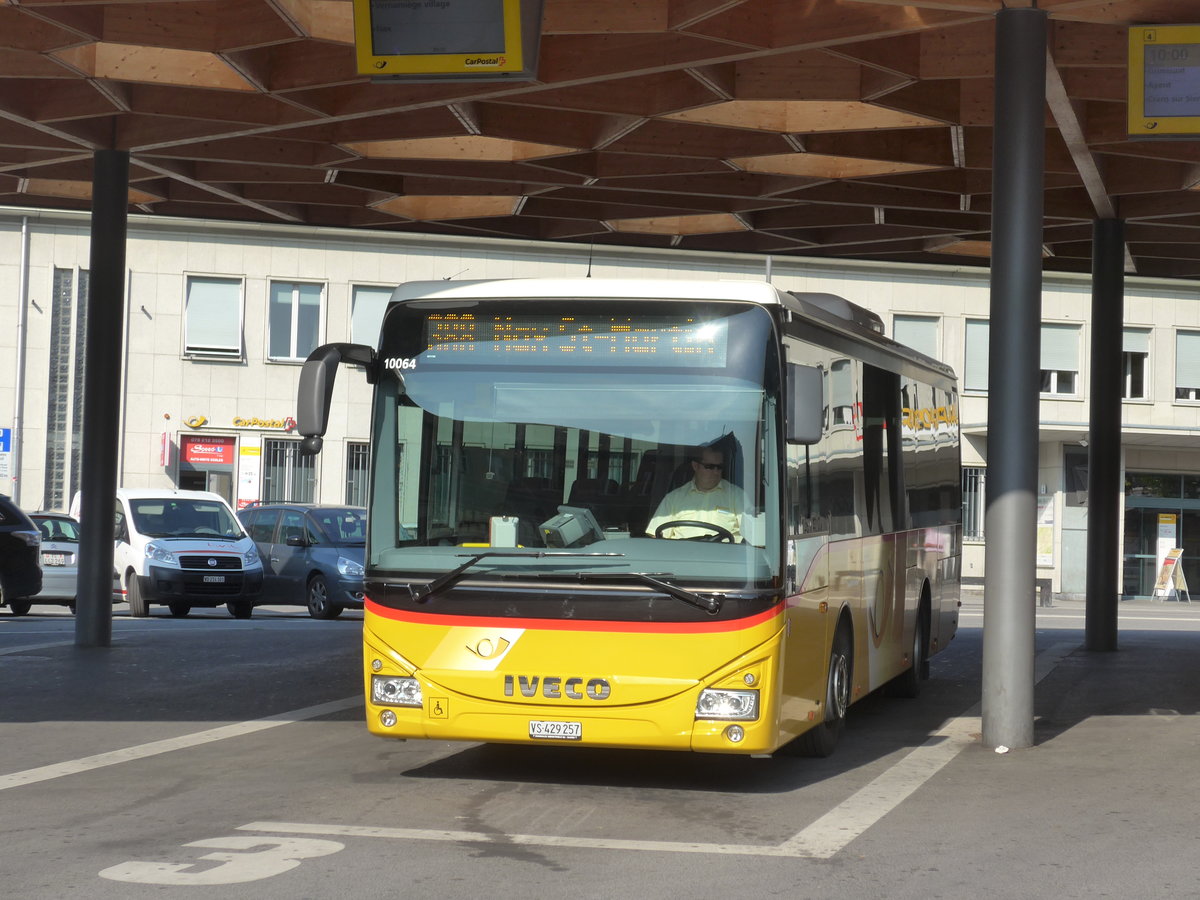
1128,26,1200,137
353,0,543,82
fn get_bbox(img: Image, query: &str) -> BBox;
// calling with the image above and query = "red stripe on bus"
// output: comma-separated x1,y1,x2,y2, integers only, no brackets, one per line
364,598,783,634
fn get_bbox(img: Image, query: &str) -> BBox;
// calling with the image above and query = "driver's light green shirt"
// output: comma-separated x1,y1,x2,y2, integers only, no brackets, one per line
647,480,747,541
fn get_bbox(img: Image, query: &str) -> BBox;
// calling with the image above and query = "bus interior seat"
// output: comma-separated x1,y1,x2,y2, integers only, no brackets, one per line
566,477,622,529
503,477,560,545
623,447,693,535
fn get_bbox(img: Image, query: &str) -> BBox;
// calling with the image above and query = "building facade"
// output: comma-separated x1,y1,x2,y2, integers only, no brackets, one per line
3,207,1199,599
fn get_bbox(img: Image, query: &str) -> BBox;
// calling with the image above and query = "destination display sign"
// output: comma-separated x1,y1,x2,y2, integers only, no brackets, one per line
419,312,729,367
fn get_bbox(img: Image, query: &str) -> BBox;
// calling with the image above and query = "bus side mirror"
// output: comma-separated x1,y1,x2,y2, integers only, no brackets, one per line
786,364,824,444
297,343,377,455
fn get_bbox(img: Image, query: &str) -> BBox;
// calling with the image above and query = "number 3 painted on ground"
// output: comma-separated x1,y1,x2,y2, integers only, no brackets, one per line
99,835,344,885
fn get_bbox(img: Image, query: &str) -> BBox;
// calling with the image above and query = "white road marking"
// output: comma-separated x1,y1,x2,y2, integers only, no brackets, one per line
0,640,77,656
0,695,361,792
243,644,1076,861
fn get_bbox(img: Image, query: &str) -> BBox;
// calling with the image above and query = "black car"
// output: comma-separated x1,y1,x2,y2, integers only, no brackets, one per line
0,494,42,616
238,504,375,619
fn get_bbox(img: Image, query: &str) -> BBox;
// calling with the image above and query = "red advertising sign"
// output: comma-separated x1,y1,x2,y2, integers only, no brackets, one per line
182,434,235,465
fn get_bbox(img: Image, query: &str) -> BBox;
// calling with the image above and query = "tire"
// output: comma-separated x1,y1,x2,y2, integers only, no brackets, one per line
168,602,192,618
227,601,254,619
8,598,32,616
889,604,929,699
127,575,149,617
794,624,852,758
306,575,342,619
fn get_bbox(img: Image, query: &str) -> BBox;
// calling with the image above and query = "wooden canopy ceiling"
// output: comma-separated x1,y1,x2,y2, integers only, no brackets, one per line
4,0,1200,277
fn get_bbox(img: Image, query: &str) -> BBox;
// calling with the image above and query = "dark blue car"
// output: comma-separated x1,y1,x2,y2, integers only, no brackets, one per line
238,504,370,619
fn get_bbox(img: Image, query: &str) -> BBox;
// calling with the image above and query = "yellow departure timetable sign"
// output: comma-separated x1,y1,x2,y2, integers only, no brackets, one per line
1129,25,1200,137
353,0,543,82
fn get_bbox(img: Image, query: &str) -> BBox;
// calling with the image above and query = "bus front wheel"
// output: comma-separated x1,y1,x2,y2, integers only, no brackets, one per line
795,625,852,758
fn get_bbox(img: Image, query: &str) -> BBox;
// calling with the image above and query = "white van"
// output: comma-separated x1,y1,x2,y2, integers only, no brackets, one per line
113,488,264,618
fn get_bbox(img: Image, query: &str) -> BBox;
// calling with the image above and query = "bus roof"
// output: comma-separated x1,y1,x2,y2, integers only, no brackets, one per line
389,277,956,383
390,277,791,305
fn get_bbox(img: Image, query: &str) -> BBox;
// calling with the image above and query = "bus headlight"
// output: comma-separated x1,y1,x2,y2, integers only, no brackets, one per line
696,689,759,721
372,675,422,707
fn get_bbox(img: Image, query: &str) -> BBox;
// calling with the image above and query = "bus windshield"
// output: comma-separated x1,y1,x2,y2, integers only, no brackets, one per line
367,298,783,591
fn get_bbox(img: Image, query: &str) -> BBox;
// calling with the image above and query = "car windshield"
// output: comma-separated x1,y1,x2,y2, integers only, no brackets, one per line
310,508,369,546
130,498,245,539
36,517,80,543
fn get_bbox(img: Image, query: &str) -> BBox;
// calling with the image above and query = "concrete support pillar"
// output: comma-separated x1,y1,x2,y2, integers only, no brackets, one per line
982,7,1046,750
1085,219,1125,651
75,150,129,649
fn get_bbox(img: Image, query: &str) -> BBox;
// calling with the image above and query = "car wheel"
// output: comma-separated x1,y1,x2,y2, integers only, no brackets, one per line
306,575,342,619
227,601,254,619
168,602,192,618
8,598,32,616
126,574,150,617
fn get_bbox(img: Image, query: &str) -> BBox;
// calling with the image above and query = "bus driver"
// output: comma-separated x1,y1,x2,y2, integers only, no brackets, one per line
646,445,748,542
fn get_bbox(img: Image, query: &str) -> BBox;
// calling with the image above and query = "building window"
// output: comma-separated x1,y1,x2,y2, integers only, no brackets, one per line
1123,328,1149,400
43,267,88,512
1175,331,1200,400
184,276,243,358
351,285,393,347
346,442,370,507
829,358,854,426
1040,323,1080,396
892,315,939,360
268,281,324,360
1064,445,1088,507
964,319,989,392
962,467,986,540
262,439,315,503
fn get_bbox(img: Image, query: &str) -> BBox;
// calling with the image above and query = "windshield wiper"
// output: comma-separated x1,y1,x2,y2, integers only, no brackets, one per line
570,572,724,615
408,550,625,603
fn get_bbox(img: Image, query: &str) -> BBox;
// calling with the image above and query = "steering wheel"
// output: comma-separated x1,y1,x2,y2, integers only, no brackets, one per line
653,520,734,543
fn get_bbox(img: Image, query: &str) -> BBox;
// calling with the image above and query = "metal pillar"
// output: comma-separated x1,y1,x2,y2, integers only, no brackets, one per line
75,149,129,648
1085,219,1125,651
982,7,1046,750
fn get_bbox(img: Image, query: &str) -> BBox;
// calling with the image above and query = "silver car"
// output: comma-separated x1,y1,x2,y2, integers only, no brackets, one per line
30,513,79,612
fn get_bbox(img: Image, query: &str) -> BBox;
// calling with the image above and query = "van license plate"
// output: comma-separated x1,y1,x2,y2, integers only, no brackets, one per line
529,720,582,741
203,575,225,583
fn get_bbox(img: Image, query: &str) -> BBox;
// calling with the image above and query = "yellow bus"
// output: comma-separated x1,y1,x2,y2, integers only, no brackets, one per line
297,278,960,756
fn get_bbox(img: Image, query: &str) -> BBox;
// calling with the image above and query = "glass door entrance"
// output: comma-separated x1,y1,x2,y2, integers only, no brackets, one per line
1122,473,1200,598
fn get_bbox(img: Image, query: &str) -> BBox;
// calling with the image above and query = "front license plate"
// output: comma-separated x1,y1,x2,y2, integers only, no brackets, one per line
203,575,225,583
529,720,582,741
43,553,67,566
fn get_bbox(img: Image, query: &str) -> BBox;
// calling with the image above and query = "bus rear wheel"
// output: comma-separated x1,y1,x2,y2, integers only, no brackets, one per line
795,625,852,758
888,602,929,699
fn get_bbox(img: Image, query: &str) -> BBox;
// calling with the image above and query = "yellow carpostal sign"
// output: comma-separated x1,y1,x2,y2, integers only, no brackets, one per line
352,0,540,81
1128,25,1200,137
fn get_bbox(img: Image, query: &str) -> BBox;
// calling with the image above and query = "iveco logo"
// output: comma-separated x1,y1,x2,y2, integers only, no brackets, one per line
503,675,611,700
207,558,218,567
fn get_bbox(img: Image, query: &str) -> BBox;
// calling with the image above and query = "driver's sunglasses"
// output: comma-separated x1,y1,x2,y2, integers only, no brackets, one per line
696,461,724,471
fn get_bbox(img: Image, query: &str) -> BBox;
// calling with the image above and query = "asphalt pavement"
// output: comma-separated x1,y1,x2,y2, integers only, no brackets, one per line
2,598,1200,899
